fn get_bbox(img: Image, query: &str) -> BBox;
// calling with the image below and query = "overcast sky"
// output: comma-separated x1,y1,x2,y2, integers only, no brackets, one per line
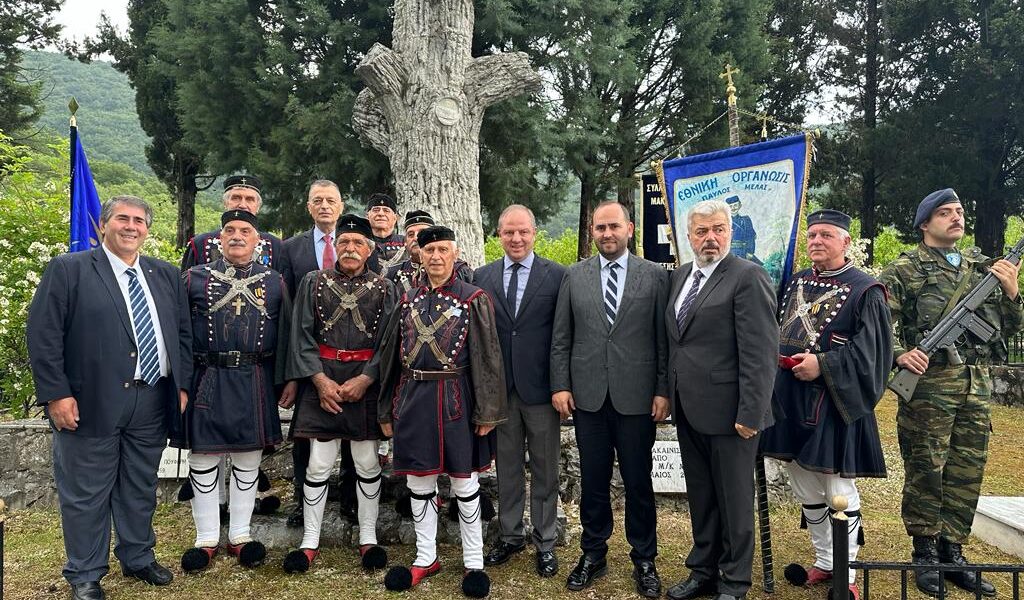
56,0,130,46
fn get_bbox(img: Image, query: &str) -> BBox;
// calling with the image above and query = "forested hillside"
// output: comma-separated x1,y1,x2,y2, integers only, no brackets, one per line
22,50,151,174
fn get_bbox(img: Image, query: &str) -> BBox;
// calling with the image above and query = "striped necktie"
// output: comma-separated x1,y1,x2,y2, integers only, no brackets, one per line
604,262,620,324
126,268,161,385
323,233,335,269
676,270,704,336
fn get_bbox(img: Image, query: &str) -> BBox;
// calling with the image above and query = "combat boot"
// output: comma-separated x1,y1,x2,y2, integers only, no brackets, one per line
911,536,942,597
938,537,996,596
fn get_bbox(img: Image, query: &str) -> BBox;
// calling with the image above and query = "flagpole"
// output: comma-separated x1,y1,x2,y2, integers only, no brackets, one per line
69,97,79,213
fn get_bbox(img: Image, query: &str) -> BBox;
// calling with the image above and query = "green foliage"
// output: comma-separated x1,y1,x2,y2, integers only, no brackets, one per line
0,2,63,136
21,51,153,173
484,229,580,266
0,134,69,414
0,135,186,413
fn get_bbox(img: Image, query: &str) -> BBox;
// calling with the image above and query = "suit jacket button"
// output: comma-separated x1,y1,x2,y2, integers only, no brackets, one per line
512,330,518,336
130,351,136,358
124,382,130,389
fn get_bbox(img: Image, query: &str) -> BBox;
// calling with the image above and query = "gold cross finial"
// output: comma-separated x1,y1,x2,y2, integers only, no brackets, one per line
720,63,740,107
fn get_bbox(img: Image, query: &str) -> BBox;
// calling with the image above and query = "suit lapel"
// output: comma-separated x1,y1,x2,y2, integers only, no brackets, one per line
92,248,134,340
304,229,319,271
487,261,514,321
609,254,644,334
586,257,610,332
666,263,693,342
677,254,733,338
514,257,548,319
141,256,176,356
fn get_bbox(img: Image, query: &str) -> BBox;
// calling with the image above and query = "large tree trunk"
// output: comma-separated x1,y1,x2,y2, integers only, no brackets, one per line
174,157,199,248
351,0,541,267
860,0,879,264
577,175,598,260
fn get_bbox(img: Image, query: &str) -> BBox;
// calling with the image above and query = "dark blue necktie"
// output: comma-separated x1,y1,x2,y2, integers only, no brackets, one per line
126,268,160,385
676,270,704,335
506,262,522,317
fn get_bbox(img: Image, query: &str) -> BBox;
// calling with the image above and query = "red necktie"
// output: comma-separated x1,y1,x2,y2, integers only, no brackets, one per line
323,234,335,269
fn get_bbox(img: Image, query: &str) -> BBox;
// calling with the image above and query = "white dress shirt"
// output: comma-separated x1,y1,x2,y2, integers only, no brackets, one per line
102,244,170,379
673,256,725,315
599,252,629,310
503,251,535,316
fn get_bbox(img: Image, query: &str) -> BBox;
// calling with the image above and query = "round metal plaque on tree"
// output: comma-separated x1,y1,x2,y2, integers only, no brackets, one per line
434,97,461,126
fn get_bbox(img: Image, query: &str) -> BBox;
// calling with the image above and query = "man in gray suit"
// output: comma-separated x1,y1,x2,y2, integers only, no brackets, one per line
664,200,778,600
476,205,566,578
551,201,669,598
28,196,192,600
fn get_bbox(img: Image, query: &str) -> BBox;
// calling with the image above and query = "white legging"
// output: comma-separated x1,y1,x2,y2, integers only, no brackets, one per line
406,473,483,570
300,439,382,548
188,450,262,546
787,463,862,582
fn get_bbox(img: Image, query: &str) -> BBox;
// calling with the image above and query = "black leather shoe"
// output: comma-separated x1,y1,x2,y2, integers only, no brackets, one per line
70,581,105,600
938,538,997,596
633,561,662,598
286,503,304,528
484,541,527,567
536,550,559,577
912,536,942,597
666,577,718,600
567,554,607,591
123,561,173,586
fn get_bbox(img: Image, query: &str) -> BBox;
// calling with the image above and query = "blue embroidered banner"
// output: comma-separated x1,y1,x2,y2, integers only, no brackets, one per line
656,133,811,290
69,124,102,252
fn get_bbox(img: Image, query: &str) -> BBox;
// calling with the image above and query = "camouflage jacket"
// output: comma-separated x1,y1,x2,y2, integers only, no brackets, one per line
879,243,1024,390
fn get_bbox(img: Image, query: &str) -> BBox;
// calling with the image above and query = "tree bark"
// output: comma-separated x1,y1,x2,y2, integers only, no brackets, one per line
174,156,199,248
860,0,879,264
351,0,541,267
577,175,597,260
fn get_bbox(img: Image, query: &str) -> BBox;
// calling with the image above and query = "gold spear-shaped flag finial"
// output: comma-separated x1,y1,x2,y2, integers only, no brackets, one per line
69,97,79,127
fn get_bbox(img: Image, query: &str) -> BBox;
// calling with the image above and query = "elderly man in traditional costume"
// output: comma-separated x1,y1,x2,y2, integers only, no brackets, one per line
181,175,282,270
173,210,295,572
377,225,507,598
282,214,398,573
387,210,473,293
761,209,892,600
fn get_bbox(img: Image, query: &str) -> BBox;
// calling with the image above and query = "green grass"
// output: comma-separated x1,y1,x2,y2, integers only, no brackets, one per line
4,394,1023,599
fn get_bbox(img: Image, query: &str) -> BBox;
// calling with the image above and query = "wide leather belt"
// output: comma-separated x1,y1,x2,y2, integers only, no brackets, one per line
197,351,270,368
403,366,468,381
318,345,374,362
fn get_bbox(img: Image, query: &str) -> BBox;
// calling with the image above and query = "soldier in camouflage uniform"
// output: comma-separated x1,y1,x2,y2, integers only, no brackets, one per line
879,188,1023,597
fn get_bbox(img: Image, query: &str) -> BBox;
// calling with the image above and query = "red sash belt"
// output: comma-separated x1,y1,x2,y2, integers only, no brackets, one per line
318,345,374,362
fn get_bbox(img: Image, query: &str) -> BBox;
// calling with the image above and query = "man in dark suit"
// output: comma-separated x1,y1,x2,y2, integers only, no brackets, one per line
279,179,349,527
280,179,344,296
664,200,778,600
550,201,669,598
476,205,566,578
27,196,192,600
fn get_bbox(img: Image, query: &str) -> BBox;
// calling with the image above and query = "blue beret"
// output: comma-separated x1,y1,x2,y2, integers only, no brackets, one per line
807,209,851,231
913,188,960,229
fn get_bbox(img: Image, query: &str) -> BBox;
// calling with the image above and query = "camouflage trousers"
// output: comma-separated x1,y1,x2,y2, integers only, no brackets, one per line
897,367,990,542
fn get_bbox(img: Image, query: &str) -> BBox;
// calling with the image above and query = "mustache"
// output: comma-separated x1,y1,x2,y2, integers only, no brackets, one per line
227,239,248,247
339,251,362,260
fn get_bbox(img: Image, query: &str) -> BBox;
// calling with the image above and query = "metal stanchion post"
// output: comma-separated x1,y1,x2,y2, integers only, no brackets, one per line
831,495,850,600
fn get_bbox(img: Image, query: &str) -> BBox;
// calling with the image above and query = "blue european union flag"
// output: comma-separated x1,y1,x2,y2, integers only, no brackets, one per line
69,124,101,252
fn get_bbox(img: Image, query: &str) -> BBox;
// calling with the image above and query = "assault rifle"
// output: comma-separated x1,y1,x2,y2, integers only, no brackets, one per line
888,236,1024,401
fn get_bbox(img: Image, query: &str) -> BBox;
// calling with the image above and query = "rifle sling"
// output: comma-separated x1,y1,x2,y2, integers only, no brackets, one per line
938,268,976,321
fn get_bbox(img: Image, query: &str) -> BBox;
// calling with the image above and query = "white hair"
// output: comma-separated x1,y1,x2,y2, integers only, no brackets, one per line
687,200,732,229
222,188,263,206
